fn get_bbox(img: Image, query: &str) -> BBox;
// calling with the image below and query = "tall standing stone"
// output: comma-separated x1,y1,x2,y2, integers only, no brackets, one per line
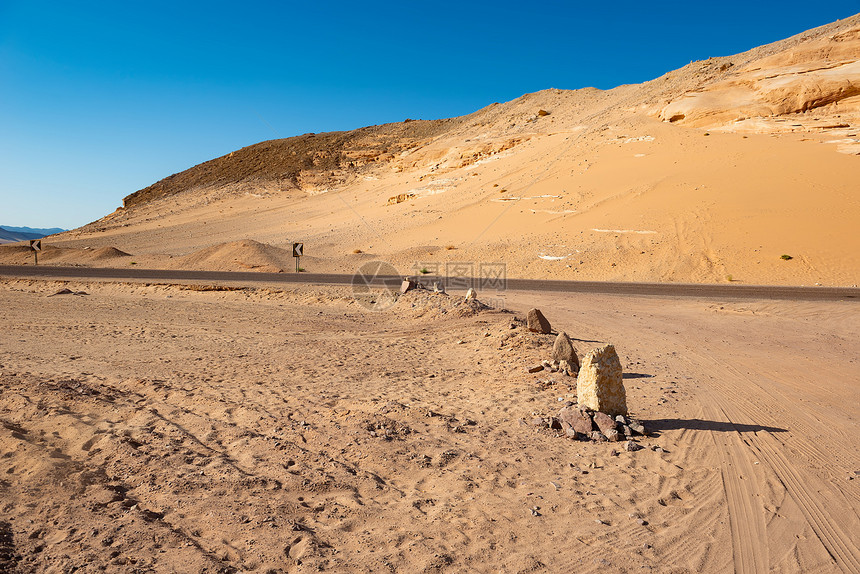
551,331,579,372
527,309,551,334
576,344,627,416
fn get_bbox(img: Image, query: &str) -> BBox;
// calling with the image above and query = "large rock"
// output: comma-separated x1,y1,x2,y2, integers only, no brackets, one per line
558,405,594,435
576,344,627,416
551,332,579,371
527,309,551,334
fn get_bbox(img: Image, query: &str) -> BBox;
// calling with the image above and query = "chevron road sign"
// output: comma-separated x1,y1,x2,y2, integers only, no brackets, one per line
293,242,303,272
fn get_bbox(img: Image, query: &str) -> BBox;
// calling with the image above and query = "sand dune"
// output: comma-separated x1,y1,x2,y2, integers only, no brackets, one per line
179,240,292,272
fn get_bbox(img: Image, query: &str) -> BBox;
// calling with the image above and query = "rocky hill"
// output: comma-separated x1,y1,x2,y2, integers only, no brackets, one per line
19,13,859,287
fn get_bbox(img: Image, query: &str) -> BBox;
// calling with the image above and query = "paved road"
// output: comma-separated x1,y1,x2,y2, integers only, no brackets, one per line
1,264,857,301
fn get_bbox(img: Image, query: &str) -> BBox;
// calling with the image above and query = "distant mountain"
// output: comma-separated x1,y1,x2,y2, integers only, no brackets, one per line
0,225,66,236
0,226,66,244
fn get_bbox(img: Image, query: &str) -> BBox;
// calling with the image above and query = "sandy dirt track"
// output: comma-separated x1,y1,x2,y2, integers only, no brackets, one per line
0,279,858,573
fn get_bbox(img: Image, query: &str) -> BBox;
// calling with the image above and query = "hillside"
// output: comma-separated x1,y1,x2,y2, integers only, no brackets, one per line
10,13,859,286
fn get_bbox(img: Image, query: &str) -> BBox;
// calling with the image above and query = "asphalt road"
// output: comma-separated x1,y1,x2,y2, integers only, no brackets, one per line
2,265,858,301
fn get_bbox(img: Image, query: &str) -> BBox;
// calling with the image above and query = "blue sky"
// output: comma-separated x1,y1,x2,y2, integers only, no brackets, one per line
1,1,857,229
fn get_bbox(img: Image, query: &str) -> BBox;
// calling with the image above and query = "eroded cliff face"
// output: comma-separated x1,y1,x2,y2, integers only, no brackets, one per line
657,19,860,131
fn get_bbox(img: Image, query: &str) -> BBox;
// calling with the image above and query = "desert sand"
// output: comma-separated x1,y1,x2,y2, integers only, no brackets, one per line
1,13,859,574
0,278,858,573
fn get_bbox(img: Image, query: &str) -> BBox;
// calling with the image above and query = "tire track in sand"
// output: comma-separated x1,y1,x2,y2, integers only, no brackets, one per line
705,361,860,573
698,390,770,574
680,350,860,573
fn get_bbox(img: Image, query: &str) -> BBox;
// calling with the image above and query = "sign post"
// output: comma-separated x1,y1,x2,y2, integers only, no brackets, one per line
293,242,303,272
29,240,41,265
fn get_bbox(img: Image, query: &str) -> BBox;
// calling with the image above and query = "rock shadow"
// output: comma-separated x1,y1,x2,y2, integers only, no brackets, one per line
644,418,788,434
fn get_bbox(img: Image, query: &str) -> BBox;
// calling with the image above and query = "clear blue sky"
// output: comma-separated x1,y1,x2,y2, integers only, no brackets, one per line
1,1,857,229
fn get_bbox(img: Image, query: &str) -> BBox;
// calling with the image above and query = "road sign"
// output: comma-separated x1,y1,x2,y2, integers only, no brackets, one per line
29,239,41,265
293,242,303,272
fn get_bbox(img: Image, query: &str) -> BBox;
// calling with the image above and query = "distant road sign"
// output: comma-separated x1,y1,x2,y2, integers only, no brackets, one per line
293,243,303,258
29,240,41,251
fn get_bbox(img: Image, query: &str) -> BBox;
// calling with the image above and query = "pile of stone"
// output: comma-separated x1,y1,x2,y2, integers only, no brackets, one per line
558,406,647,442
528,331,580,376
532,406,649,450
525,308,648,448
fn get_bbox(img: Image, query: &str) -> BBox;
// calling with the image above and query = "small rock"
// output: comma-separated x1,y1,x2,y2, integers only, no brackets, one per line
559,405,594,435
615,414,627,425
628,422,647,436
527,308,552,334
624,440,643,452
622,424,633,436
551,332,579,371
465,288,477,301
400,279,416,294
528,365,544,373
590,431,607,442
638,519,648,526
605,429,621,442
558,359,576,376
433,282,446,294
530,417,546,427
549,417,563,430
592,411,618,436
595,519,607,525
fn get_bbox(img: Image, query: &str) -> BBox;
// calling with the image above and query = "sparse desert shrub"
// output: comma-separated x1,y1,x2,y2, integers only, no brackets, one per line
445,245,456,250
420,268,430,274
353,249,363,254
780,254,793,260
726,274,734,282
